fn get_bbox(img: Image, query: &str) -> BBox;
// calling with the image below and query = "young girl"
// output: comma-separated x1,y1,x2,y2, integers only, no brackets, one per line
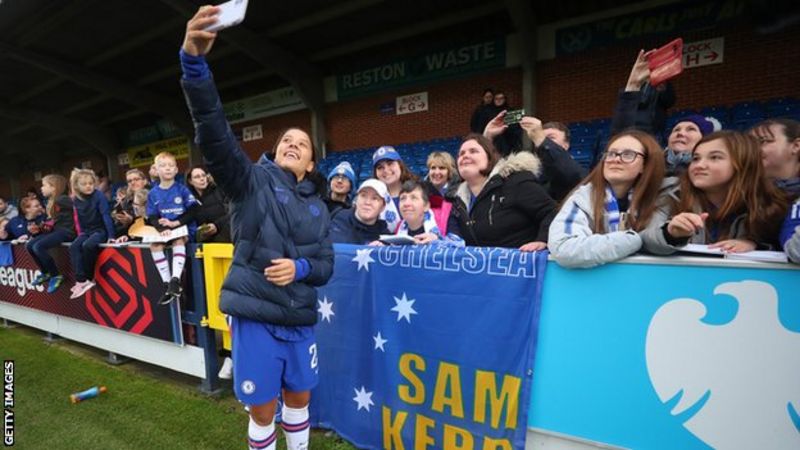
750,118,800,198
69,169,116,299
372,145,417,232
27,174,76,293
549,130,668,268
642,131,788,254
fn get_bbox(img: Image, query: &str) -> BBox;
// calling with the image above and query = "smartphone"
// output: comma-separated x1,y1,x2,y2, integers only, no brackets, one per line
503,109,526,126
204,0,249,32
645,38,683,86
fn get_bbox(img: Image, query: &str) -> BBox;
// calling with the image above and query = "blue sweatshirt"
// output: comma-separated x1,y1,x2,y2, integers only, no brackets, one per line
5,214,46,239
74,189,115,238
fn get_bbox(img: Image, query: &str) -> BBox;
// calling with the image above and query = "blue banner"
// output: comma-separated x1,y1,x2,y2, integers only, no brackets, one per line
311,244,547,449
529,261,800,449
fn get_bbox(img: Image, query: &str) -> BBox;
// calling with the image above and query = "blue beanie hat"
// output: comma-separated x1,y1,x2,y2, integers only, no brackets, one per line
678,114,715,136
328,161,356,188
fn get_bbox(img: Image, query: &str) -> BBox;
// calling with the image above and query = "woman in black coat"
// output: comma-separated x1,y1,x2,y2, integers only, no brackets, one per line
447,133,557,251
185,166,231,242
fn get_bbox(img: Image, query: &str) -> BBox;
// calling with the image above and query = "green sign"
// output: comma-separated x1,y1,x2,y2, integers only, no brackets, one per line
223,87,304,124
336,39,506,99
555,0,746,56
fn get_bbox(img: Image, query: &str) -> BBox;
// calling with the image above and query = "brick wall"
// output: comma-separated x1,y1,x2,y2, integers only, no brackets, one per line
235,24,797,156
224,69,523,155
535,24,799,122
324,69,522,151
231,109,312,161
3,22,796,193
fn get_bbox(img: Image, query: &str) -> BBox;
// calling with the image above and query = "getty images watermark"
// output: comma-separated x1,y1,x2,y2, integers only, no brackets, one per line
3,360,13,447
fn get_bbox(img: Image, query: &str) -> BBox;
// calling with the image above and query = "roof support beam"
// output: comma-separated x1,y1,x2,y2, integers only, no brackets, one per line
268,0,384,37
0,41,194,138
309,3,505,61
504,0,538,115
0,105,118,156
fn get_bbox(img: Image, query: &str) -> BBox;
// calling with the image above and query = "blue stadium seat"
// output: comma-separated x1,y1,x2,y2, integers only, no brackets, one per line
731,102,765,129
764,97,800,118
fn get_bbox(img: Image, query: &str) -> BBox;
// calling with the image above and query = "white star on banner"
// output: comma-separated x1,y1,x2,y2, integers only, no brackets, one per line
391,293,418,323
317,296,335,322
352,248,376,271
353,386,374,412
373,332,388,351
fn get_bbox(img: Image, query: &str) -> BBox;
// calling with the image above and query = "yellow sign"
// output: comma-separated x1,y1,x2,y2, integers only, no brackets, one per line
126,137,190,168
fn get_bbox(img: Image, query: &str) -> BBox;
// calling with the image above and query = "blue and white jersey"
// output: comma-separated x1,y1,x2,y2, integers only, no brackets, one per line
146,182,198,237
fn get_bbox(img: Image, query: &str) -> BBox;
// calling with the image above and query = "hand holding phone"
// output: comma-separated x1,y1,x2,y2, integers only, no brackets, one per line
503,109,526,126
645,38,683,86
204,0,249,32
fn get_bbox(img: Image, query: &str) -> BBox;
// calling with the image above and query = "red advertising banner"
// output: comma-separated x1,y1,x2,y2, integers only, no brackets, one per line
0,244,183,344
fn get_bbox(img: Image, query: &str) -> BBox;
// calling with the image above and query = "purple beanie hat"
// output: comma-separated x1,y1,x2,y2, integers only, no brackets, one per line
678,114,715,136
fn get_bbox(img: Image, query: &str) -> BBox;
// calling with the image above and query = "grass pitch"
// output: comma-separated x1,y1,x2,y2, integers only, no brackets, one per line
0,325,355,450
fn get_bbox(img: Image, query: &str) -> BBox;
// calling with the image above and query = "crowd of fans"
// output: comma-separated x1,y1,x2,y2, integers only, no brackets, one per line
1,48,798,302
1,10,795,449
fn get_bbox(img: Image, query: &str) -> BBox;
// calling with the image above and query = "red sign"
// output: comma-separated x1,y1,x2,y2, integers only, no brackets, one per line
0,245,183,344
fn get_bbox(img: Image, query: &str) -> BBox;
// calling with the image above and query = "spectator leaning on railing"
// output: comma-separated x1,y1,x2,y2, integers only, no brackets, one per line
549,130,670,268
642,131,788,254
0,197,45,241
329,179,389,245
446,133,556,251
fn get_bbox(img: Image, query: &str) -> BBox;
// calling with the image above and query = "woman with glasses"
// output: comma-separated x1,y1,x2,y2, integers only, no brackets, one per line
549,130,669,267
113,169,149,237
111,189,152,243
185,166,231,242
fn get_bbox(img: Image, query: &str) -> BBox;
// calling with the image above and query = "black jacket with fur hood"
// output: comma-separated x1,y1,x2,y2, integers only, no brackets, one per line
446,152,557,248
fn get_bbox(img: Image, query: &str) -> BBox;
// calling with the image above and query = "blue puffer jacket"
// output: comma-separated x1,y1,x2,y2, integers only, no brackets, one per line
182,77,334,326
329,208,388,244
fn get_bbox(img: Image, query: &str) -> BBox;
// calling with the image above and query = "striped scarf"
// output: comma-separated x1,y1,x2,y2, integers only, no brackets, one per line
605,185,633,232
395,210,440,236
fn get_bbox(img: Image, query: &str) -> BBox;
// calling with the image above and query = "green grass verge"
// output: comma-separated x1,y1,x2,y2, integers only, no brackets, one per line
0,326,355,450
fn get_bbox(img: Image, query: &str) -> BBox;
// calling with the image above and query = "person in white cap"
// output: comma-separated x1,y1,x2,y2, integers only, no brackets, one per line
329,179,389,245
